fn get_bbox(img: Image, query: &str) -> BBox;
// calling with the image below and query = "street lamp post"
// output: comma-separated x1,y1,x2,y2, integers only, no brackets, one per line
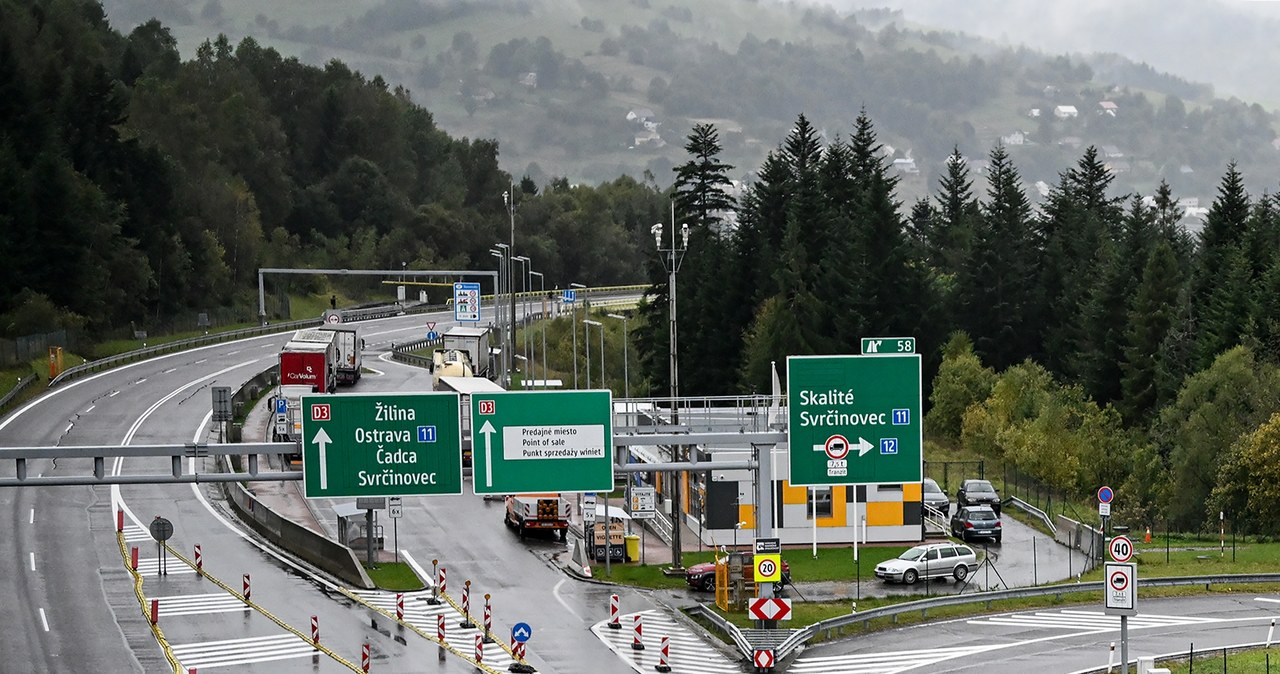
512,256,529,387
607,313,630,399
584,319,604,391
503,189,516,386
516,257,534,378
493,242,511,382
582,319,601,388
530,271,546,388
569,282,586,389
653,217,690,570
489,249,507,381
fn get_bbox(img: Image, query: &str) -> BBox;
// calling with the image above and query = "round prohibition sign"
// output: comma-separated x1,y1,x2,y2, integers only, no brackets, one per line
1109,570,1129,591
823,434,850,460
1108,535,1133,563
757,558,778,578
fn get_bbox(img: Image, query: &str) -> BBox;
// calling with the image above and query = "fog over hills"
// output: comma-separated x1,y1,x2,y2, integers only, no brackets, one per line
818,0,1280,106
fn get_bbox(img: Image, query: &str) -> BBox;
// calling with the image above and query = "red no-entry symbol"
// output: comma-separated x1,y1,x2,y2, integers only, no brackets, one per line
1109,571,1128,592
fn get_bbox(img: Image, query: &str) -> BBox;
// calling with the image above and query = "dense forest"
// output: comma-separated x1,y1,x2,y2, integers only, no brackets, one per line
5,0,1280,536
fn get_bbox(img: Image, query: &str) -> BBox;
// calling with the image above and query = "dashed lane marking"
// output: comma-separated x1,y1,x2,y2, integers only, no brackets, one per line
967,609,1222,631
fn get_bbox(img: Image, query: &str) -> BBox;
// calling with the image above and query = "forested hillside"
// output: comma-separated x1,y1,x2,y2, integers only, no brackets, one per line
99,0,1280,203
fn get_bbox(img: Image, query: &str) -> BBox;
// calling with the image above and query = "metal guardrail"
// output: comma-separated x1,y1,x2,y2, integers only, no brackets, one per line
768,573,1280,662
0,373,38,412
687,604,756,658
1007,496,1057,534
47,317,320,388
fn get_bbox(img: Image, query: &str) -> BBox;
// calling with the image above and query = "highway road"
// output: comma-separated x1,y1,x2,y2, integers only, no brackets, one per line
787,592,1280,673
0,306,717,673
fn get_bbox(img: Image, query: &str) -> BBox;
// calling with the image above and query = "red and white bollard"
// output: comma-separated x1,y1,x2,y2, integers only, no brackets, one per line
117,509,124,533
459,580,474,628
310,615,319,650
361,642,370,672
395,593,404,621
655,635,672,672
474,634,483,664
482,594,494,643
194,545,202,576
130,546,139,571
439,566,446,595
608,594,621,629
437,614,446,644
631,614,645,651
150,598,159,625
242,574,251,603
510,629,526,660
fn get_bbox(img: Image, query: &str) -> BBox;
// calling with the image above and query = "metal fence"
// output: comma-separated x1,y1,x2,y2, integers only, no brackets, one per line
0,330,73,367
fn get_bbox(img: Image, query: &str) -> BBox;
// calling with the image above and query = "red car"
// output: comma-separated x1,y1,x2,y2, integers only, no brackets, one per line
685,553,791,593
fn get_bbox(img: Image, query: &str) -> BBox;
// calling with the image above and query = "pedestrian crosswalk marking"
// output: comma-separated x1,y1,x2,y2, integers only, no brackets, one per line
134,557,196,576
790,644,1004,673
350,590,514,666
968,609,1221,631
122,524,153,543
592,609,740,674
155,593,246,616
171,633,317,669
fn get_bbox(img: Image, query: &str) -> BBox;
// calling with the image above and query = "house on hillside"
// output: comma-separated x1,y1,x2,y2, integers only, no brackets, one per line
892,157,919,174
519,72,538,88
633,130,665,148
1001,130,1027,146
1054,105,1079,119
1057,136,1083,149
626,108,656,123
1098,101,1118,116
1028,108,1042,118
1100,145,1124,158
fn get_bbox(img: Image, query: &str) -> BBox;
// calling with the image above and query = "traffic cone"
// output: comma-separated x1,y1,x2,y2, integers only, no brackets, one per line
1144,526,1151,544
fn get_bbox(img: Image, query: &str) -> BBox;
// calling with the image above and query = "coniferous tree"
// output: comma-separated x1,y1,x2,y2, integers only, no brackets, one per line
1118,241,1185,424
957,144,1036,371
929,147,979,277
1191,164,1252,367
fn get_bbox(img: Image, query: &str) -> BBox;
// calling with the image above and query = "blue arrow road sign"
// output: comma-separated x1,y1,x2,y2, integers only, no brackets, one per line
512,622,532,643
1098,485,1114,504
426,330,439,341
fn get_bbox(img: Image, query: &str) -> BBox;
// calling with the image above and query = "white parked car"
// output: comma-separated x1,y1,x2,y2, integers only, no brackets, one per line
874,542,978,584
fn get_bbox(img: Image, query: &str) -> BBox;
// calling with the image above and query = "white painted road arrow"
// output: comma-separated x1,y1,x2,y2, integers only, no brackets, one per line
311,427,332,489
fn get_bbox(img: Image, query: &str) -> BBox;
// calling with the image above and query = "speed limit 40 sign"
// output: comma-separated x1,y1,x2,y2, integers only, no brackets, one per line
1108,535,1133,563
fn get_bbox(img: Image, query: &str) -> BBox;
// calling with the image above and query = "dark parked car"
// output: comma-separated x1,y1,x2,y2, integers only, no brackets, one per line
950,505,1002,543
922,478,950,516
685,553,791,593
956,479,1001,515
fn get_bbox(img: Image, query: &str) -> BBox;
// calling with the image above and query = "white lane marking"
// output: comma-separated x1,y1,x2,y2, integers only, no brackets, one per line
592,609,739,673
364,365,386,376
29,508,33,524
85,405,95,413
38,608,49,631
155,593,248,616
30,552,36,570
161,368,177,374
63,422,73,434
171,633,317,669
194,359,207,364
1256,597,1280,604
553,578,582,621
135,378,146,384
108,391,120,397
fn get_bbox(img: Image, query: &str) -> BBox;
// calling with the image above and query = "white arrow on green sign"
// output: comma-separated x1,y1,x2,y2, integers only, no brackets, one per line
470,390,614,494
787,354,923,486
302,392,463,498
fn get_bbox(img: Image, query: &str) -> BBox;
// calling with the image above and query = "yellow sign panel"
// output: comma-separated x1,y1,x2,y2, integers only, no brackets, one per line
755,553,782,583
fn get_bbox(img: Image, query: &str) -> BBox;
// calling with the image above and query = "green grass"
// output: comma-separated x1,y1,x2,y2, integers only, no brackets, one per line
364,562,425,591
1160,647,1279,673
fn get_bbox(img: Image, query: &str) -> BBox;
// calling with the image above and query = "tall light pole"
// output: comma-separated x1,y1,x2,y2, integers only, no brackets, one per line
513,256,529,388
489,248,507,381
530,271,546,388
494,242,511,382
653,216,690,570
584,318,604,390
503,188,516,387
569,282,586,389
607,313,630,399
583,319,600,388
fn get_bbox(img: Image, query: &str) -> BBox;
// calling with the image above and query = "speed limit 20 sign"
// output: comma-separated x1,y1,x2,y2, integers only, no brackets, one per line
1108,535,1133,563
756,553,782,583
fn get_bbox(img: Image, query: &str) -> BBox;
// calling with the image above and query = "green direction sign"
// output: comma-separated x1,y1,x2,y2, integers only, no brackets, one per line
860,336,915,354
302,392,463,498
787,354,922,486
470,390,613,495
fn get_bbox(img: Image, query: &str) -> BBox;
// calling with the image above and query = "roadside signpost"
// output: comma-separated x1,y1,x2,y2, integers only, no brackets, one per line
301,393,463,498
1099,484,1136,674
787,354,923,486
1108,535,1133,563
469,390,614,494
453,282,481,322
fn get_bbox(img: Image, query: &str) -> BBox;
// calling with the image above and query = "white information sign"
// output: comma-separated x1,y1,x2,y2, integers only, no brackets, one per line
501,425,606,460
583,494,597,526
629,486,656,520
1104,562,1137,616
1098,502,1111,517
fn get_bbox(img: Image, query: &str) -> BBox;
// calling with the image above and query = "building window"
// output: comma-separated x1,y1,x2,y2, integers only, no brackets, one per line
807,487,833,519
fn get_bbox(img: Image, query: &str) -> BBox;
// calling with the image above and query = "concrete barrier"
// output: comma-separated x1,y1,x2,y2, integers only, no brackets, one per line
220,365,374,589
1055,514,1103,560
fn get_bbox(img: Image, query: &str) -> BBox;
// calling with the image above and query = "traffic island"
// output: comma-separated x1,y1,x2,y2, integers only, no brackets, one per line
363,562,425,591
